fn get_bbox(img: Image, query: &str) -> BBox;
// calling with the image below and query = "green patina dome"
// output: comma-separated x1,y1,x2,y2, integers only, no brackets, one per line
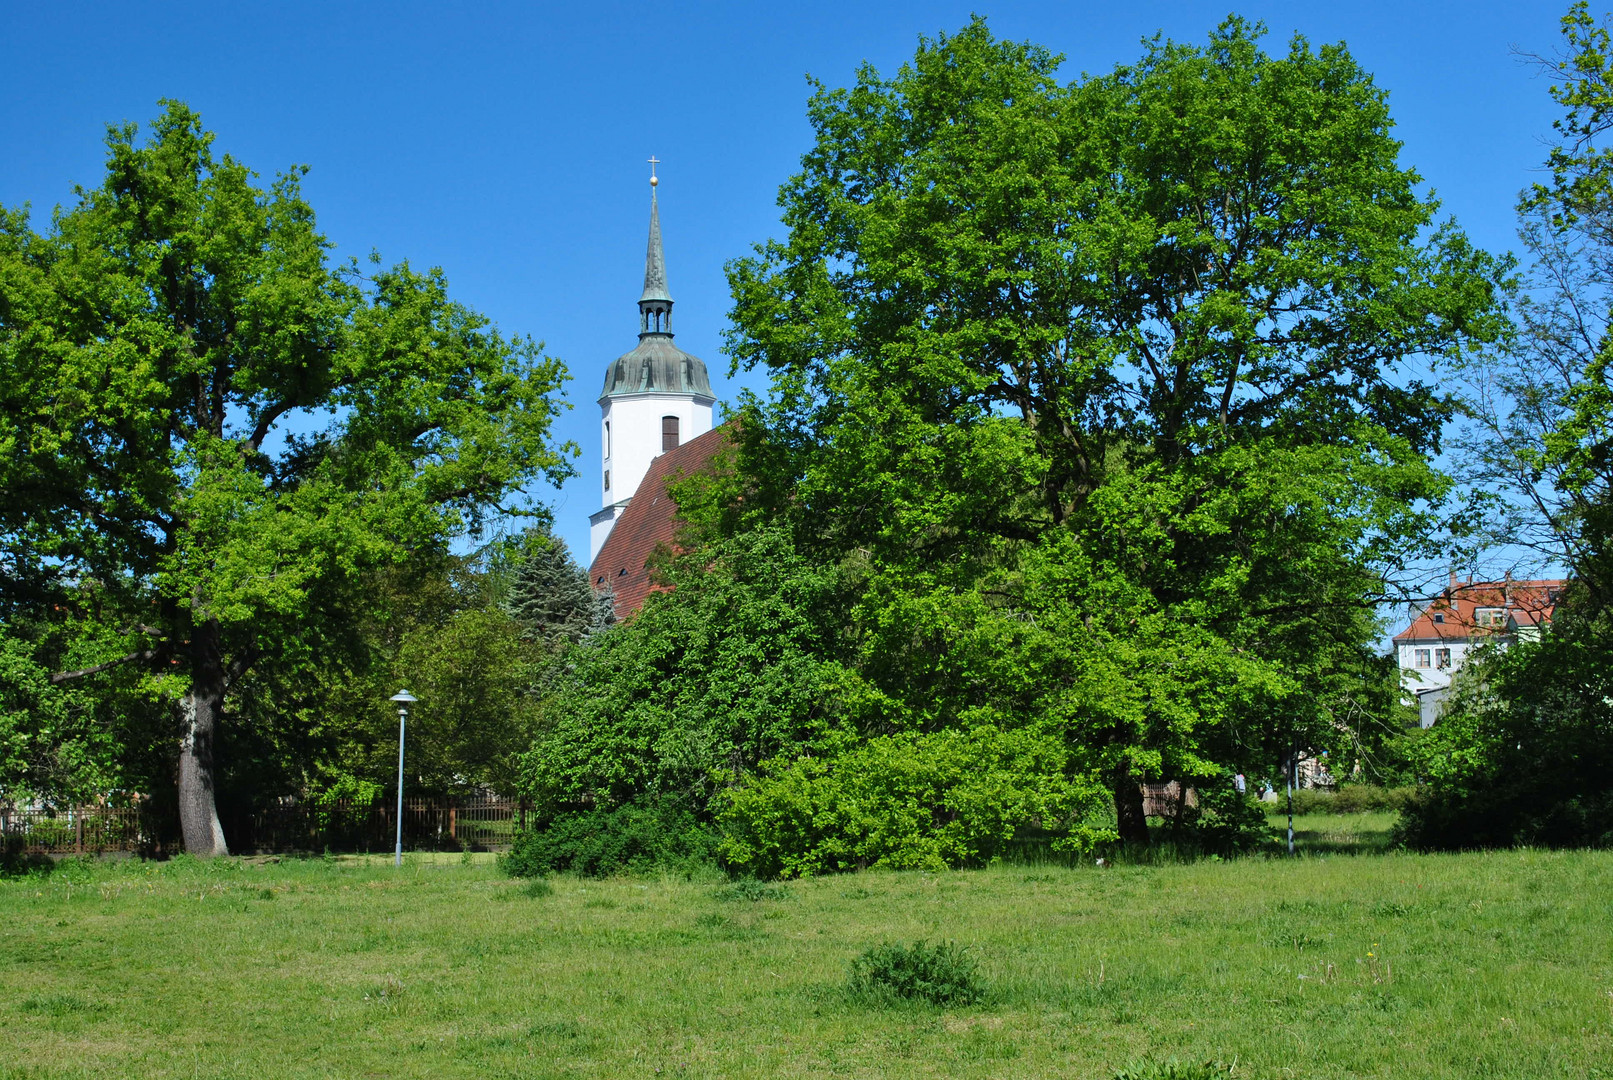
600,182,713,401
600,335,713,399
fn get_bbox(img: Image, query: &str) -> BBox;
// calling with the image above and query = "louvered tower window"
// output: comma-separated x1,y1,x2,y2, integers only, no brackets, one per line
662,415,680,452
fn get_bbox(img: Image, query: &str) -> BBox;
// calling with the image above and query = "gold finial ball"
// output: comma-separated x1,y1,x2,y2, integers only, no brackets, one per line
650,175,659,187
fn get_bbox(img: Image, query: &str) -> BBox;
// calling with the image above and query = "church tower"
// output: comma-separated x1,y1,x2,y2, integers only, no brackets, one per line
588,165,715,563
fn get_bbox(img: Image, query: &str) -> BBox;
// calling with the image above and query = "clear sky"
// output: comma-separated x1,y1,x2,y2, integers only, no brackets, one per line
0,0,1579,564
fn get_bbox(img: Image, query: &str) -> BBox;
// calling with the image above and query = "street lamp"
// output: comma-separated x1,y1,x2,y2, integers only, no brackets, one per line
389,690,417,867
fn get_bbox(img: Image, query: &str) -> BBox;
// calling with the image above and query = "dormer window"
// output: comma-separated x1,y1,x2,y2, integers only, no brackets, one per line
1432,613,1444,624
1475,607,1506,627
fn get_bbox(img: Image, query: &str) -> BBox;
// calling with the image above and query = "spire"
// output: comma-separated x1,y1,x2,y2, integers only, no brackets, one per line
639,157,672,308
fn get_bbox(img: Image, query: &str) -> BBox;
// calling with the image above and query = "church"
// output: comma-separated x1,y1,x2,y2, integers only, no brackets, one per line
587,167,729,617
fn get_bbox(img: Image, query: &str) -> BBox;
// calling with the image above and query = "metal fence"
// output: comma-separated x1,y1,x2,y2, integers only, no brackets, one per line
225,796,524,854
2,796,525,856
1,804,148,856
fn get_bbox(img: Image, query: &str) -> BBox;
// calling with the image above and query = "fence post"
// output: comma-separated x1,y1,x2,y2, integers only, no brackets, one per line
75,806,84,855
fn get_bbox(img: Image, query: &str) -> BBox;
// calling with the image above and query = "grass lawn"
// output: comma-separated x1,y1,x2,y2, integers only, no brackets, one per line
4,820,1611,1079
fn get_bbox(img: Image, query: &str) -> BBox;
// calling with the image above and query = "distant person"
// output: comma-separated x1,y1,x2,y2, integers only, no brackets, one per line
1234,772,1246,795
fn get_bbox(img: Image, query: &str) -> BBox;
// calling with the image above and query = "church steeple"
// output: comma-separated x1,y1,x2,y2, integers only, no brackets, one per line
590,159,718,564
638,158,673,334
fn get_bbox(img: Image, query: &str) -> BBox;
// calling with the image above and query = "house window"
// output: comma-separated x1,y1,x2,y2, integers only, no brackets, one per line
1414,649,1432,668
1475,607,1505,627
662,414,680,452
1432,612,1444,624
1435,648,1451,669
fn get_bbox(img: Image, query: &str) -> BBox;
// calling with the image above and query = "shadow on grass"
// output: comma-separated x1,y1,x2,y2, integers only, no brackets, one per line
1269,810,1400,856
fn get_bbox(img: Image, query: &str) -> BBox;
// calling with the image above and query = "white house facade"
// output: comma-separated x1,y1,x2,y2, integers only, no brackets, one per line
1393,577,1562,728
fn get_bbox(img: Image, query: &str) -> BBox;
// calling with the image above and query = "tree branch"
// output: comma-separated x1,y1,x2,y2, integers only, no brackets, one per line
50,648,161,684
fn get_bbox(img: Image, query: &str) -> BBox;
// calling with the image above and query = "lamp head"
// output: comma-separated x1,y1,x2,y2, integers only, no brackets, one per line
390,690,418,704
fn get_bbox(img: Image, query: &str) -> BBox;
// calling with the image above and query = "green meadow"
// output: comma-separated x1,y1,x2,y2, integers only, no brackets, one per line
3,821,1610,1080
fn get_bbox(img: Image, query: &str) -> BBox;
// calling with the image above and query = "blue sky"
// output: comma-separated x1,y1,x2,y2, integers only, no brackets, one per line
0,0,1579,564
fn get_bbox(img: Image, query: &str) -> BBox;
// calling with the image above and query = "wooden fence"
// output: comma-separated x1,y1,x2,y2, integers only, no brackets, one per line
3,796,526,857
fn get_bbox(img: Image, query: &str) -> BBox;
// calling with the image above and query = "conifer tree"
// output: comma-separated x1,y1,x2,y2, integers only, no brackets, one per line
503,531,595,645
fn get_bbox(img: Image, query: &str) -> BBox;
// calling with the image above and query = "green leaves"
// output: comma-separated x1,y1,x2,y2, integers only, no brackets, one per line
710,15,1489,847
0,102,573,806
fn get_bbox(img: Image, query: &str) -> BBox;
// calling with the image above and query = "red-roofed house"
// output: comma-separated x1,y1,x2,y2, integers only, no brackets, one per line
588,424,731,618
1394,576,1565,727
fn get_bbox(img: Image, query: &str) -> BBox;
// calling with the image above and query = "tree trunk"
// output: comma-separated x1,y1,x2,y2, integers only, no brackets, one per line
1112,763,1150,847
178,621,229,857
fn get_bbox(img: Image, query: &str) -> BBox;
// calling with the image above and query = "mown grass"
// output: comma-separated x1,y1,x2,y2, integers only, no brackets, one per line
3,820,1610,1079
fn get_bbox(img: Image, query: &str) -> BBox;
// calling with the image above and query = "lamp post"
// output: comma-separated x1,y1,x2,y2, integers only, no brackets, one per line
389,690,417,867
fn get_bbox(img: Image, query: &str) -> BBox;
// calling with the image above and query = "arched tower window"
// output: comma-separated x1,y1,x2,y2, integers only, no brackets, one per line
662,415,680,452
604,420,611,459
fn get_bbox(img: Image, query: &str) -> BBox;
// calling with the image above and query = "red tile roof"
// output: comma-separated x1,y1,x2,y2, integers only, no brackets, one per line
588,424,732,619
1393,579,1565,644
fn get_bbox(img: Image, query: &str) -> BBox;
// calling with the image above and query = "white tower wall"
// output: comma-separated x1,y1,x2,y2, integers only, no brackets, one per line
589,392,714,562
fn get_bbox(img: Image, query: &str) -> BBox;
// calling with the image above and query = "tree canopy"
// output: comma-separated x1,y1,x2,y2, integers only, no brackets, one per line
0,102,574,852
508,17,1505,871
709,17,1506,845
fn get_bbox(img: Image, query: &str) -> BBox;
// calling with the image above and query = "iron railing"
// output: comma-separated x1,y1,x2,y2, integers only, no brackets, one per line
2,796,526,856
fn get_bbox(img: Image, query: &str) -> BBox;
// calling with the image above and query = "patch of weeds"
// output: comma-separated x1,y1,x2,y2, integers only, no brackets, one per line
695,912,730,929
848,941,985,1007
18,993,101,1016
257,888,275,900
583,896,617,909
1112,1058,1232,1080
521,879,554,899
1021,874,1058,884
1370,901,1410,917
361,975,408,1011
840,886,872,900
1265,931,1318,951
52,858,94,885
527,1018,595,1049
714,879,790,903
954,1026,1020,1061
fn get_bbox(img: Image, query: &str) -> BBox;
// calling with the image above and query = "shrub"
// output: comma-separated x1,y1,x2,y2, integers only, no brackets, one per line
499,798,719,878
1155,776,1271,856
1289,785,1415,815
1395,613,1613,851
0,834,53,879
847,941,985,1006
719,727,1110,878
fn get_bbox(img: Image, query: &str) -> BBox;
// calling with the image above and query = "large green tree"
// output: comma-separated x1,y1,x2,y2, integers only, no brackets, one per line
721,18,1505,841
0,103,573,853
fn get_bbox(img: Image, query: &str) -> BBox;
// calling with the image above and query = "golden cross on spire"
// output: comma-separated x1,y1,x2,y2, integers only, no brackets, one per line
647,155,660,187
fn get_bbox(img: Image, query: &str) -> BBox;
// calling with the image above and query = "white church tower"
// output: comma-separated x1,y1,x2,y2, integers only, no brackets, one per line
588,165,716,562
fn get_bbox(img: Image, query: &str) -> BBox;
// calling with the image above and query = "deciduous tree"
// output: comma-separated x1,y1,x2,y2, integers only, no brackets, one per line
722,18,1505,839
0,103,573,852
